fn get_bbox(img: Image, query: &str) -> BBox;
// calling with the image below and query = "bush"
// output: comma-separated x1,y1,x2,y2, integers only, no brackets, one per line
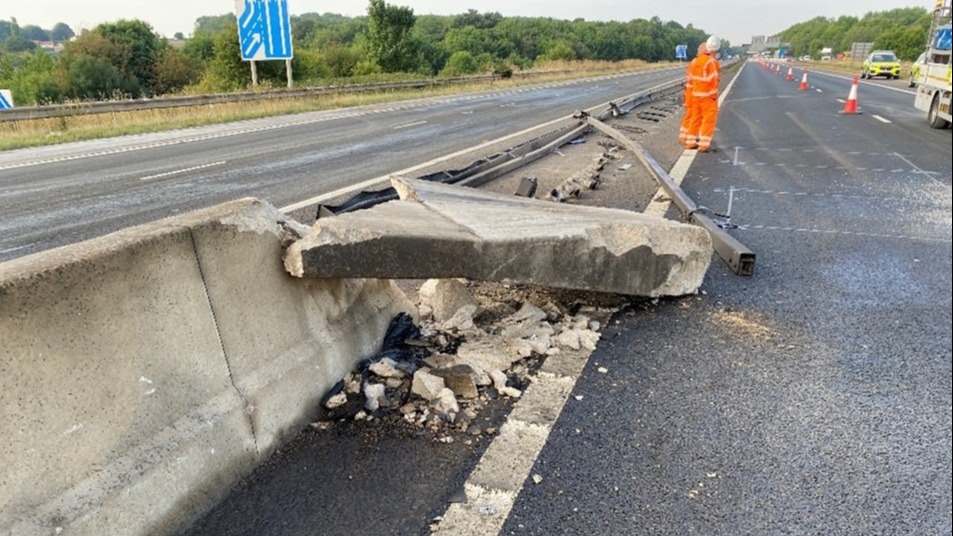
441,50,479,76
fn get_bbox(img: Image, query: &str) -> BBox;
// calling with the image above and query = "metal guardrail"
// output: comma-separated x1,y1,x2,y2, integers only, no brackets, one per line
0,71,574,122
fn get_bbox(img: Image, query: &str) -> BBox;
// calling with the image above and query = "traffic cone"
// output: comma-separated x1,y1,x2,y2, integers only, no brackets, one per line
786,67,794,81
840,76,862,115
798,71,809,91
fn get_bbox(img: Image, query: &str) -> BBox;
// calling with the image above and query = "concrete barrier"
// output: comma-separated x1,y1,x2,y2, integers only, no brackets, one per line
0,198,412,536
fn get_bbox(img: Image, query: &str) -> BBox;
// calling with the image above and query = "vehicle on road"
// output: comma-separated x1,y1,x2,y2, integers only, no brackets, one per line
862,51,901,79
909,52,928,87
914,1,952,129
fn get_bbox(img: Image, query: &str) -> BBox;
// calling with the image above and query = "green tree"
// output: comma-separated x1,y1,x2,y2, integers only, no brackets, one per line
876,27,928,60
95,20,166,94
184,33,216,62
67,55,128,99
452,10,502,30
1,51,63,104
194,14,235,36
154,49,202,94
365,0,417,72
51,23,75,43
20,25,50,42
198,22,248,92
0,20,15,42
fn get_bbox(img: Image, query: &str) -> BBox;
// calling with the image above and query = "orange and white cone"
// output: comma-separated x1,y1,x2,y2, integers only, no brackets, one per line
840,76,862,115
798,71,809,91
787,67,794,81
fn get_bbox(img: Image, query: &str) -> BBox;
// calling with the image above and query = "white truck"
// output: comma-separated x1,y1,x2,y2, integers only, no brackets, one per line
914,0,952,129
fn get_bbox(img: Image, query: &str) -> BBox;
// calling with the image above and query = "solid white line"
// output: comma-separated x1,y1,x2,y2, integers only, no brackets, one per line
0,245,30,255
431,347,594,536
893,152,952,191
394,121,428,130
139,161,227,181
809,69,916,96
643,62,747,218
872,115,892,124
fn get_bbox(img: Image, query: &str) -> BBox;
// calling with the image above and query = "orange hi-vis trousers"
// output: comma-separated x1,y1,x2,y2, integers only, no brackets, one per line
688,95,718,151
687,54,720,150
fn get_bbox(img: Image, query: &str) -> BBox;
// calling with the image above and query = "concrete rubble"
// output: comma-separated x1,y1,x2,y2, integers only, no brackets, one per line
316,279,618,439
285,177,712,298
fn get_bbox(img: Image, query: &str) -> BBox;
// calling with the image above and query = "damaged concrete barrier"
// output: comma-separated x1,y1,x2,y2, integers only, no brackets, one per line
0,199,411,536
285,178,713,297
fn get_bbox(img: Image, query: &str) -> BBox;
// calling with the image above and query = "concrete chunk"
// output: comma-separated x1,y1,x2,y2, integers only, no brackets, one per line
285,178,712,297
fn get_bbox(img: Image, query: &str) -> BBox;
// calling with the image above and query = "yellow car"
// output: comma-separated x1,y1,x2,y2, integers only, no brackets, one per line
862,51,901,79
908,52,927,87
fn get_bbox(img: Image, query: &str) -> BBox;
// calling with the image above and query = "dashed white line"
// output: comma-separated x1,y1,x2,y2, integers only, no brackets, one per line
139,161,227,181
393,120,428,130
872,115,892,124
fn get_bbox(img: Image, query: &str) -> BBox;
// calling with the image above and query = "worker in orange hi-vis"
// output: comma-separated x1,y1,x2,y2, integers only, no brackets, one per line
679,43,709,146
687,36,722,152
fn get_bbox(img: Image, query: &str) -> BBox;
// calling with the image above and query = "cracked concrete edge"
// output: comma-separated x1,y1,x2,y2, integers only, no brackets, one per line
0,198,412,536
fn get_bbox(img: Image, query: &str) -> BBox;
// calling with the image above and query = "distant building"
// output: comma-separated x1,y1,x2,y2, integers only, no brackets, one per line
32,41,65,53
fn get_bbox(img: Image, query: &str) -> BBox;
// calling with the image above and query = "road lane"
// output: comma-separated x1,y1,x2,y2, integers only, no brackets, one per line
0,69,682,263
501,62,952,535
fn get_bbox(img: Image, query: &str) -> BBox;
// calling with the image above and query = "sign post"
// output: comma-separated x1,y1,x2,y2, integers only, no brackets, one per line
0,90,13,110
234,0,294,87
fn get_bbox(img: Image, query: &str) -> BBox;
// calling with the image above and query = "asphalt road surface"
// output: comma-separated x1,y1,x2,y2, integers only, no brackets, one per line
0,68,681,263
184,62,951,535
502,62,953,535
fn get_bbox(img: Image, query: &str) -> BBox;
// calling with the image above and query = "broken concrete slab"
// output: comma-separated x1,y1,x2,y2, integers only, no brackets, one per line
285,177,712,297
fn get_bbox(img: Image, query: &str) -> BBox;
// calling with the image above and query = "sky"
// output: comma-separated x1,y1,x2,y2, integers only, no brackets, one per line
8,0,932,47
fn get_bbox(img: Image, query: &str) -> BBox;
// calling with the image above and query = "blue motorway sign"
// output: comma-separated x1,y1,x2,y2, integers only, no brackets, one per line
234,0,294,61
0,90,13,110
675,45,688,60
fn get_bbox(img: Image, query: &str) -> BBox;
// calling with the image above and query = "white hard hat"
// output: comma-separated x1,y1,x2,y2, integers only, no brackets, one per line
706,36,721,52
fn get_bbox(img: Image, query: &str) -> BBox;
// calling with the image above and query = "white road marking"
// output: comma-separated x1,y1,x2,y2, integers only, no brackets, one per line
393,120,428,130
431,347,596,536
644,62,746,217
892,152,952,191
837,99,846,104
139,161,227,182
872,115,892,124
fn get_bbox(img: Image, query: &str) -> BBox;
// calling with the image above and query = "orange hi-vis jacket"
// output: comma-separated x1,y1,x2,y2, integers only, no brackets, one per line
689,53,721,99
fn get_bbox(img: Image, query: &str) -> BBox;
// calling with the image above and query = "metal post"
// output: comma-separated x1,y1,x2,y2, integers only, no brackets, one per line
251,61,259,87
286,59,294,89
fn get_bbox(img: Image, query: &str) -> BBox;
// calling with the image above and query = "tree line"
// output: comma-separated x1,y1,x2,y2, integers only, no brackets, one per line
778,7,933,60
0,1,714,106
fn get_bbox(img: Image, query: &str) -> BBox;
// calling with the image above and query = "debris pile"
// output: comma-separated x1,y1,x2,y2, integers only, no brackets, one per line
546,151,617,203
316,280,614,440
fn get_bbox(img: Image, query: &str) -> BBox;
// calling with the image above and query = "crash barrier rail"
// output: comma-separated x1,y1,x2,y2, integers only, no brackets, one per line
0,199,411,535
0,70,582,122
316,62,755,276
318,78,686,217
